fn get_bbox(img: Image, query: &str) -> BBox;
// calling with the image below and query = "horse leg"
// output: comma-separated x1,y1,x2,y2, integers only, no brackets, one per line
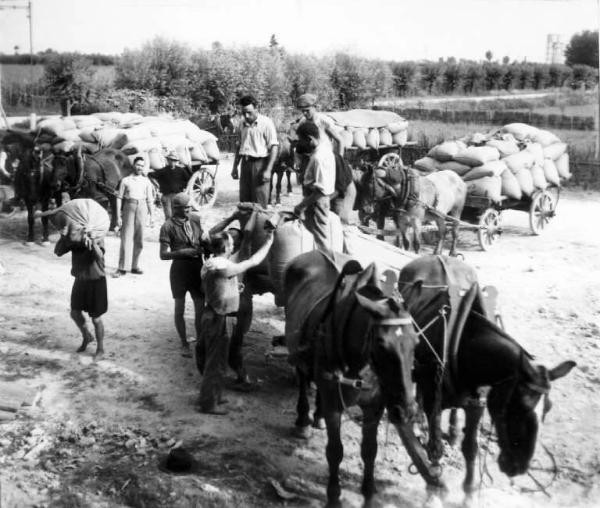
433,216,445,255
376,210,385,242
312,387,325,430
321,385,344,508
360,401,384,505
41,200,50,244
294,368,312,439
447,408,460,446
286,169,293,195
229,287,252,383
108,195,118,231
449,215,460,257
26,201,35,243
275,170,283,205
461,404,484,507
412,217,422,254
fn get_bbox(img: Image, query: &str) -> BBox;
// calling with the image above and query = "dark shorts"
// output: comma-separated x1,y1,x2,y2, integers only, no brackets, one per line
170,259,204,300
71,277,108,318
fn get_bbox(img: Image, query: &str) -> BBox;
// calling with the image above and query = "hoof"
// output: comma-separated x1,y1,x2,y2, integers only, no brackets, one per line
292,425,311,440
312,417,326,430
41,240,50,246
25,241,35,246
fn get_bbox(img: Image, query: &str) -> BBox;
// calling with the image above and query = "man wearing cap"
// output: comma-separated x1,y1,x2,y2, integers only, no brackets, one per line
231,95,278,209
159,192,206,357
148,152,193,221
295,93,344,157
293,121,335,254
113,157,154,277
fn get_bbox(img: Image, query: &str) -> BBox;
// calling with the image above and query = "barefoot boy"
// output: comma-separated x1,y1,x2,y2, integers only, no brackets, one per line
55,233,107,359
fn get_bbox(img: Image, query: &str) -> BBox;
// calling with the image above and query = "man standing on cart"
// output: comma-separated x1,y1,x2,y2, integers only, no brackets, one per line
231,95,279,209
148,151,193,221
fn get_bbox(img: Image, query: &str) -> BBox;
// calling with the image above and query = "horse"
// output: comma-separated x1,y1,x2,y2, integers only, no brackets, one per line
356,164,467,256
398,255,576,507
268,136,295,205
283,250,426,507
3,131,62,243
51,147,133,230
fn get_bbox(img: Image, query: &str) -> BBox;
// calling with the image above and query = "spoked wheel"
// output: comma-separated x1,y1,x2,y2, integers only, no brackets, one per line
529,190,556,235
377,152,403,171
186,167,218,209
477,208,501,251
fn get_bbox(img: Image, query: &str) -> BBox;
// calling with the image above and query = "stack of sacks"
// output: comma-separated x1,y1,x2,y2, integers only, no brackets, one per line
416,123,570,203
336,119,409,151
31,114,219,170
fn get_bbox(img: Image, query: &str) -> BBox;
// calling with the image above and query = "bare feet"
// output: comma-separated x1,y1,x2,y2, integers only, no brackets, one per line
94,349,105,361
76,331,95,353
181,344,192,358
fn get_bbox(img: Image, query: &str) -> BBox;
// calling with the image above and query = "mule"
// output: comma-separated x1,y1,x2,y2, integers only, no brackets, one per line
398,255,576,507
356,165,467,256
4,132,61,243
52,148,132,230
284,250,429,507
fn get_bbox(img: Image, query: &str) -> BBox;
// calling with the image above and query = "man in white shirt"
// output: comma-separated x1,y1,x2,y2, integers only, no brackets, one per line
293,121,335,254
231,95,279,209
113,157,154,277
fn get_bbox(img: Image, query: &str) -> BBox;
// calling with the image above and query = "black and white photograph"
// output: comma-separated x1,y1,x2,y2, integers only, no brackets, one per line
0,0,598,506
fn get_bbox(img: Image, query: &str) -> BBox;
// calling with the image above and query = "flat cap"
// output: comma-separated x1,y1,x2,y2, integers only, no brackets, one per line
296,93,317,108
172,192,191,207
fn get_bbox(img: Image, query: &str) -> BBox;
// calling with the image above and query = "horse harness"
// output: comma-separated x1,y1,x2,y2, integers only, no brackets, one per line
66,152,120,199
372,167,438,215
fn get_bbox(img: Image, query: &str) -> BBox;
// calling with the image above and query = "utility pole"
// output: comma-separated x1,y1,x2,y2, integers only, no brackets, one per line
0,0,33,123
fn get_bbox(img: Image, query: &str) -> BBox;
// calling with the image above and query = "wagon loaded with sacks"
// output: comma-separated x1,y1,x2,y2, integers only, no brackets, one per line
320,109,410,171
13,112,222,209
412,122,570,250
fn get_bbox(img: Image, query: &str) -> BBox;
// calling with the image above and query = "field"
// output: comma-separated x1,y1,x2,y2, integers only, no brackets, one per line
0,63,115,86
0,158,599,507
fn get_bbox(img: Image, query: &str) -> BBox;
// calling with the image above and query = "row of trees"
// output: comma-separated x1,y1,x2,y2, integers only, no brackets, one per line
3,32,598,116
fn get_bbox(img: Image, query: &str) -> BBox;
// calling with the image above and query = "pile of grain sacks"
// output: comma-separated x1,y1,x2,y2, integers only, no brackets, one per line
30,113,219,171
336,120,409,150
413,123,571,202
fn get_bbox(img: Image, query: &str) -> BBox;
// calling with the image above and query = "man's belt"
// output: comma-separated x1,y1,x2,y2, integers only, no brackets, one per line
241,155,267,162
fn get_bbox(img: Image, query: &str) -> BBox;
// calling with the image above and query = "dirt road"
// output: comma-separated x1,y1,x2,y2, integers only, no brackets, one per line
0,160,599,508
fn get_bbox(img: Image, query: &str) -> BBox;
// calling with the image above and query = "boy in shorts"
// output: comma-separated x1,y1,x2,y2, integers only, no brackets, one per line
55,233,107,359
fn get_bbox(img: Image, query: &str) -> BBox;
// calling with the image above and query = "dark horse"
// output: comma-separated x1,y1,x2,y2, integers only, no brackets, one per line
269,136,295,205
398,255,576,507
4,132,61,243
284,250,430,507
51,148,133,229
356,164,466,256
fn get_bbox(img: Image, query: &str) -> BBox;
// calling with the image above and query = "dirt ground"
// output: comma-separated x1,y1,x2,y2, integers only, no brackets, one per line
0,156,599,508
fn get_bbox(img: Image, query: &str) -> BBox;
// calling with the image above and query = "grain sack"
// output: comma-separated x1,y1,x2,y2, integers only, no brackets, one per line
515,169,534,197
79,128,98,143
146,120,186,137
486,138,520,158
190,144,209,162
176,145,192,166
111,126,152,148
49,198,109,240
71,140,99,154
340,129,354,150
543,142,567,161
555,152,571,179
501,167,522,200
466,176,502,203
463,160,507,181
122,138,162,154
427,140,467,162
531,129,560,147
353,129,367,149
502,151,535,173
52,140,76,153
148,148,166,170
159,134,190,151
453,146,500,167
38,118,77,136
436,160,472,176
385,120,409,134
268,218,315,307
542,158,561,187
53,129,84,143
531,164,548,190
202,139,220,161
524,142,545,167
184,121,217,144
366,128,380,149
501,123,539,141
72,116,102,129
413,157,439,173
93,112,123,123
392,130,408,146
93,128,123,147
378,128,392,146
118,113,144,126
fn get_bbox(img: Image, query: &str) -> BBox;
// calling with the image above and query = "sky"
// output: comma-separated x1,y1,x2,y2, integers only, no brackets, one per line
0,0,598,63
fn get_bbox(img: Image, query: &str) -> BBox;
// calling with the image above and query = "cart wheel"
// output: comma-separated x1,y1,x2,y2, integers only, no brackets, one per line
529,190,556,235
186,167,218,209
477,208,501,251
377,152,402,171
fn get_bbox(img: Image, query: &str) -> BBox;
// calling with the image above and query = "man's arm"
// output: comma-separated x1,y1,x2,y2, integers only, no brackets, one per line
145,179,154,223
221,230,274,277
115,179,124,227
159,241,199,260
208,211,242,236
325,125,345,156
231,127,242,179
293,188,324,216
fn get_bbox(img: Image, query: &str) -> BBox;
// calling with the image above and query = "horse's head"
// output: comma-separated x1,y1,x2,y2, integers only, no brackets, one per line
355,285,419,424
488,357,575,476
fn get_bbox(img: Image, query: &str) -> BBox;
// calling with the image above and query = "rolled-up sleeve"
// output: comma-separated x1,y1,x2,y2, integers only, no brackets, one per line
264,118,279,148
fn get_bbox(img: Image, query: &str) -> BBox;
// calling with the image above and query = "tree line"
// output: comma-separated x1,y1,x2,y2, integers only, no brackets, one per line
2,31,598,116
